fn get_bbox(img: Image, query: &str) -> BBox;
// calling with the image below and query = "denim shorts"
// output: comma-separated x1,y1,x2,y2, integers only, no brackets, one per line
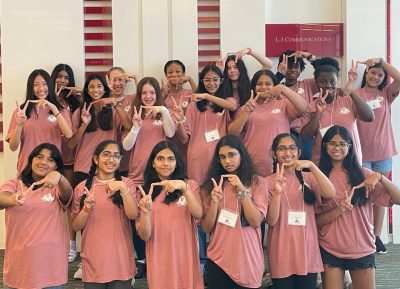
362,157,392,174
320,246,376,271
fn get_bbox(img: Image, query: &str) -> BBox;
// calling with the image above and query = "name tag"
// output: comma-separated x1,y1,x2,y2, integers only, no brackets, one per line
288,211,306,226
366,99,381,110
217,209,238,228
320,125,333,138
205,129,220,143
48,115,57,122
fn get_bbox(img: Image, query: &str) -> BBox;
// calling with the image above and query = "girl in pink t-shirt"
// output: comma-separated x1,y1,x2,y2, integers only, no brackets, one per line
6,69,73,175
0,143,73,289
316,125,400,289
51,63,83,263
68,73,132,187
71,140,138,288
228,69,307,177
136,140,203,289
265,133,335,289
201,135,268,289
300,57,375,165
351,58,400,253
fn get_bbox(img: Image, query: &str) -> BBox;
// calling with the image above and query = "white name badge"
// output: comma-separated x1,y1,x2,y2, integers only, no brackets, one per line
205,129,220,143
288,211,306,226
320,125,333,138
366,99,381,110
48,115,57,123
217,209,238,228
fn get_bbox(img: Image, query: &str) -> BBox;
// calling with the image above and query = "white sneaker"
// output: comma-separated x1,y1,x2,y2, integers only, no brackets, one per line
73,262,82,279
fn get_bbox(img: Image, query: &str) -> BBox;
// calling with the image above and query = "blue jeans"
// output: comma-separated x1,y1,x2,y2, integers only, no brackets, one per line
198,225,207,273
362,157,392,174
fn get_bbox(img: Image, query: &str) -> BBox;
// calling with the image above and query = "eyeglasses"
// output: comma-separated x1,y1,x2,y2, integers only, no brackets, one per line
101,151,122,160
276,145,298,154
202,77,222,84
218,152,239,162
325,141,351,150
155,156,176,163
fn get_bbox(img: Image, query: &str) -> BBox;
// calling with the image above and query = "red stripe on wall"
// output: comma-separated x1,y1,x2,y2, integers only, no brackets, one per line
84,33,113,40
198,6,219,12
198,39,219,45
84,20,112,27
85,58,113,66
85,46,113,53
199,50,220,56
84,7,112,14
198,28,219,34
198,17,219,23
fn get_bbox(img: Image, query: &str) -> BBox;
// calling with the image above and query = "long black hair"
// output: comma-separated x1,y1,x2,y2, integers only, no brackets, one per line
250,69,278,92
319,125,367,206
271,133,316,205
51,64,81,112
223,55,251,106
19,143,64,187
196,64,225,113
81,73,113,132
143,140,187,204
201,135,256,197
79,140,124,209
361,62,388,90
21,69,63,118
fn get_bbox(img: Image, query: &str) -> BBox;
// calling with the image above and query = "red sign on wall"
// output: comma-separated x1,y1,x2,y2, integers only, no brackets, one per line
265,23,343,57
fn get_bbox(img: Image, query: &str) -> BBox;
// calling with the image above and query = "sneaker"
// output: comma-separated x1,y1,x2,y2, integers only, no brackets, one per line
73,263,82,279
135,261,146,279
375,236,387,254
68,250,78,263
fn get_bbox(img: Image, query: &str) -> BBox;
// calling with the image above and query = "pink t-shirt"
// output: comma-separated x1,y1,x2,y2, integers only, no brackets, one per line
204,176,268,288
300,95,363,165
265,172,323,279
287,78,318,132
71,177,137,282
127,117,167,186
137,179,203,289
237,99,297,177
316,168,392,259
59,103,76,166
1,179,71,289
72,108,121,174
117,94,136,172
356,87,398,162
6,107,70,175
184,102,231,185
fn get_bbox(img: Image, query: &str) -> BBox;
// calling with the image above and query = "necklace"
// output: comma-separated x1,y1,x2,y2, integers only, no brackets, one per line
95,176,115,183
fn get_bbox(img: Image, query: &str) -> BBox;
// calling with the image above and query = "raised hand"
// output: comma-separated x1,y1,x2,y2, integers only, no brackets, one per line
161,78,171,97
64,86,82,98
15,100,30,125
278,54,288,76
210,177,224,204
106,180,128,197
171,96,185,121
287,51,312,63
216,53,229,72
293,160,314,171
141,105,165,119
185,93,208,102
91,97,116,110
132,105,143,128
221,174,246,192
235,48,251,63
264,84,284,100
138,185,153,213
12,181,35,206
81,102,92,125
83,187,96,211
316,88,329,112
357,58,383,72
351,172,381,198
151,180,187,196
339,190,353,212
348,59,359,82
244,90,259,113
32,171,62,189
55,85,66,98
274,163,286,194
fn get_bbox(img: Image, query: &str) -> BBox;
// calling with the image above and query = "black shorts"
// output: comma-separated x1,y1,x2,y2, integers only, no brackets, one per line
320,246,375,271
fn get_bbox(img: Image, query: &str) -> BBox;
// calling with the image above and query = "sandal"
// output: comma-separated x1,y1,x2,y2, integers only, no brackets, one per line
68,250,78,263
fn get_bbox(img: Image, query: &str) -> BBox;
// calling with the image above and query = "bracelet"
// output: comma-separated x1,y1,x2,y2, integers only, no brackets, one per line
247,47,253,55
120,188,130,197
113,102,122,109
83,206,91,213
175,116,186,125
54,112,61,117
237,187,251,199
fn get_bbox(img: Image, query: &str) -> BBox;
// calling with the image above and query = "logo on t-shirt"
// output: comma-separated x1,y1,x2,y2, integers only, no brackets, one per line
41,193,55,202
339,107,350,114
271,108,282,114
48,115,57,122
297,87,305,94
177,196,187,206
124,106,131,112
153,120,163,126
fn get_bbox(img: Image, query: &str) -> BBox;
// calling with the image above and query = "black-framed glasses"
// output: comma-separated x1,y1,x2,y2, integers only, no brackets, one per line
218,152,239,162
324,141,351,150
276,145,298,154
101,151,122,160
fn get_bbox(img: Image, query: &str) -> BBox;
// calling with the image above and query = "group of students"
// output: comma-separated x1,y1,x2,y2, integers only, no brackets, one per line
0,47,400,289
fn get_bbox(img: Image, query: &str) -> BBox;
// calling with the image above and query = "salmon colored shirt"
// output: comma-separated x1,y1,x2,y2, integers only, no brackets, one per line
356,87,398,162
184,101,231,185
1,179,71,289
316,168,392,259
138,180,204,289
300,95,363,165
117,94,135,172
6,107,70,175
265,172,323,279
203,176,268,288
71,177,137,283
58,101,76,166
236,98,297,177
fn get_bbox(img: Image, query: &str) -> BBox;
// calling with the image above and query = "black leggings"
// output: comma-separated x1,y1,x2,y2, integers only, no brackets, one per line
205,260,259,289
83,279,132,289
272,273,318,289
